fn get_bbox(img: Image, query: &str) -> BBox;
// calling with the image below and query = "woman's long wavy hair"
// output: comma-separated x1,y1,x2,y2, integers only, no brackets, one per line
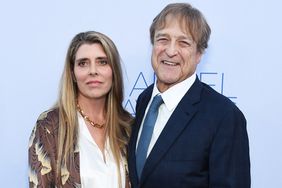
55,31,132,186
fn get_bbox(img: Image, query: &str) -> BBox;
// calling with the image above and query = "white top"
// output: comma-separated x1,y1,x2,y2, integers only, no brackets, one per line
78,113,126,188
137,73,196,157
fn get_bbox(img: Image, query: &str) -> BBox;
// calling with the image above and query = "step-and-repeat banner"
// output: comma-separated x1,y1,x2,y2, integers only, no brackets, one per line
1,0,281,187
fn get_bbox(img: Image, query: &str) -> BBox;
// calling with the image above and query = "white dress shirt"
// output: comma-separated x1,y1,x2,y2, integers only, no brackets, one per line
136,73,196,157
78,113,126,188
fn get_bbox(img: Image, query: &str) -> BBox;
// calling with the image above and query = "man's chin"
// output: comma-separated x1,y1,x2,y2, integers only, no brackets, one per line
156,78,179,92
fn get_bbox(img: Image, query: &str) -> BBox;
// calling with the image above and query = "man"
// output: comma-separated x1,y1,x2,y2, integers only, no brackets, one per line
128,3,250,188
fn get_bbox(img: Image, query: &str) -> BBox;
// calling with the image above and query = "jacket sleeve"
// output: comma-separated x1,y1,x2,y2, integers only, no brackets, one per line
28,110,57,187
209,107,251,188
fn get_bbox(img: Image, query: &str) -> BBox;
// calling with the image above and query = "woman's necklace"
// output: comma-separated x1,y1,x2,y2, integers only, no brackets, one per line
76,103,105,129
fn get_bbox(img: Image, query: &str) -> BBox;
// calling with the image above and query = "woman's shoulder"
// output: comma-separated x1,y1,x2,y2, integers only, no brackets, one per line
37,107,59,121
28,108,60,155
34,107,60,136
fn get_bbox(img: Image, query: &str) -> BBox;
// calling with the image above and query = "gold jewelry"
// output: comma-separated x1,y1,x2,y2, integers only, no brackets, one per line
76,103,105,129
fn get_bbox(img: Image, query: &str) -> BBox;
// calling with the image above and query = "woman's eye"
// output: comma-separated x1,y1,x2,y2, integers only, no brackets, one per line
99,60,108,65
78,61,87,67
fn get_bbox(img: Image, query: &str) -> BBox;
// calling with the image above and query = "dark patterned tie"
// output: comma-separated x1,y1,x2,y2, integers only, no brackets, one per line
136,95,163,179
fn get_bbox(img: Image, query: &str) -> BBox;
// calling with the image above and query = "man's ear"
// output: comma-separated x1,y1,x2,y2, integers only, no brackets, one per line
196,52,203,64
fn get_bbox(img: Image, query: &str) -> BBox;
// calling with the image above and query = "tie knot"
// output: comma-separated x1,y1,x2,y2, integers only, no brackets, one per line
150,95,163,111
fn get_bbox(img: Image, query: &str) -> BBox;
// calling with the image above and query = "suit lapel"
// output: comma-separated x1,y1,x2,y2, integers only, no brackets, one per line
140,77,203,184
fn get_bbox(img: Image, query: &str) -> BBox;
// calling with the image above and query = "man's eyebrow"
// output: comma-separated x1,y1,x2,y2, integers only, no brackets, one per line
178,35,193,41
155,33,193,41
155,33,168,38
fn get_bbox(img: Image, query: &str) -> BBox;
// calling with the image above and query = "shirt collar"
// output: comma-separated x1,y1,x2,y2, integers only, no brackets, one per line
152,73,196,111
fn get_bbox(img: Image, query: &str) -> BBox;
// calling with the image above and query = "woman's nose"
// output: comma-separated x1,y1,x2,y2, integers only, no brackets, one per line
89,63,98,76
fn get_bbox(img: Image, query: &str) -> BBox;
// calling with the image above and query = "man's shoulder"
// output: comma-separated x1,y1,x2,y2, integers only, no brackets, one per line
200,82,241,112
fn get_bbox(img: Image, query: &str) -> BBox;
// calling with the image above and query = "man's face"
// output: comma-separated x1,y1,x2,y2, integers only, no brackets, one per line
151,16,202,92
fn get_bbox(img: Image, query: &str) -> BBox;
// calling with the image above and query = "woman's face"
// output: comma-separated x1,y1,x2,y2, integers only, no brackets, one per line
73,43,113,100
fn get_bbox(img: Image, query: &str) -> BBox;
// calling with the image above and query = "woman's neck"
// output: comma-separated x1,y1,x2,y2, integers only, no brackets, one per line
77,95,106,121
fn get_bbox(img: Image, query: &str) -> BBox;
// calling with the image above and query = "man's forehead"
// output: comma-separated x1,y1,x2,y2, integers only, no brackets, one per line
155,21,193,40
157,14,191,33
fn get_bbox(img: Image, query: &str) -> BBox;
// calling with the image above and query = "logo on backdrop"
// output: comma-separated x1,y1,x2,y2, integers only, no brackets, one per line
124,72,237,116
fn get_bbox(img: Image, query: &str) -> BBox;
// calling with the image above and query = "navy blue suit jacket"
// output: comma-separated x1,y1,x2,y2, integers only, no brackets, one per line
128,77,250,188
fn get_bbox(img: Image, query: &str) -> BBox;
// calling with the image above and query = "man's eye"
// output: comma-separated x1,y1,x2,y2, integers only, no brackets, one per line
179,41,191,47
156,38,168,42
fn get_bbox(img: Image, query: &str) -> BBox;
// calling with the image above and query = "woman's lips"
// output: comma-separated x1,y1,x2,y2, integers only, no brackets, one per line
86,80,102,86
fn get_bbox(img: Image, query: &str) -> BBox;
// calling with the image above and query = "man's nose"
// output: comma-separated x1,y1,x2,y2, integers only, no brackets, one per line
165,42,179,57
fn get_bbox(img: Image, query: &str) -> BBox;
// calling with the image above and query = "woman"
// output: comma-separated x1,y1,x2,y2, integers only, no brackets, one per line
28,31,132,188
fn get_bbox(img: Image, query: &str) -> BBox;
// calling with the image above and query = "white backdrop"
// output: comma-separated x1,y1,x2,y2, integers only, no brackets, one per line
1,0,282,187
